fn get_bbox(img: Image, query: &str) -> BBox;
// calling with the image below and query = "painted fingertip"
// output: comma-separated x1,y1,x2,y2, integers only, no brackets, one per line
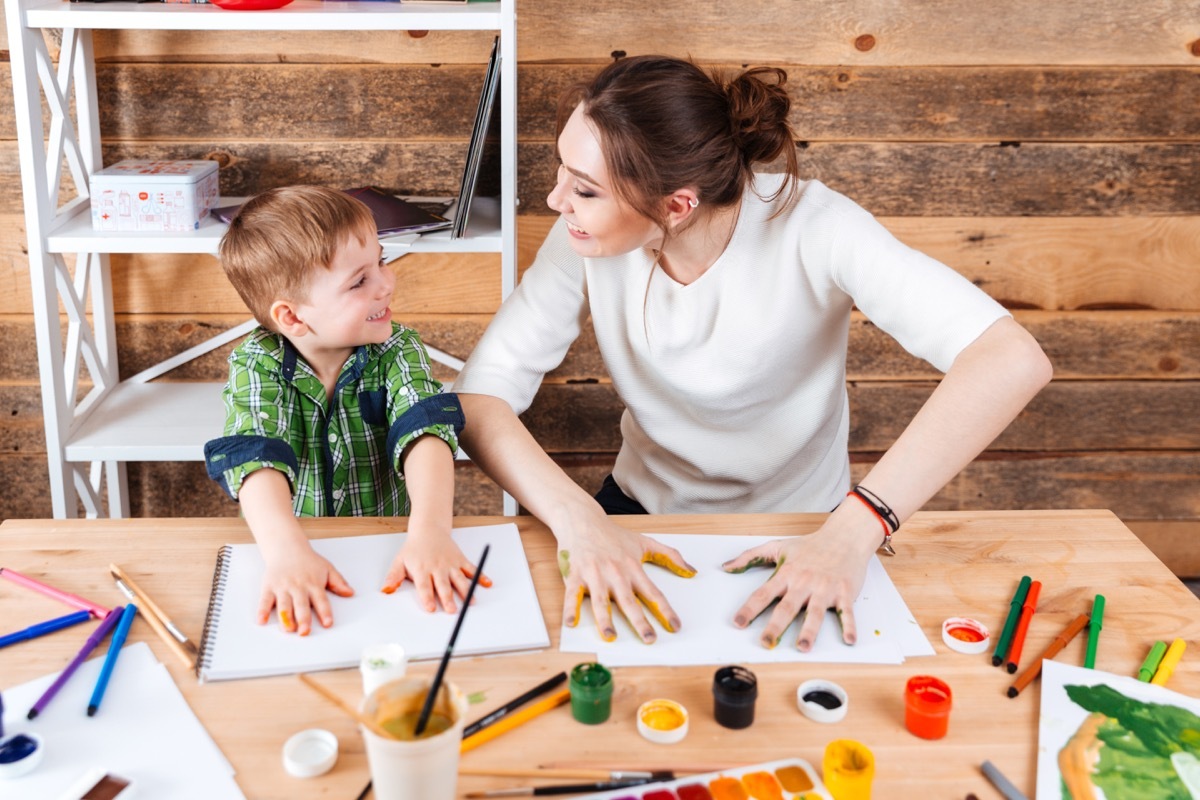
797,639,812,652
734,615,747,628
381,585,396,595
602,628,617,642
642,631,657,644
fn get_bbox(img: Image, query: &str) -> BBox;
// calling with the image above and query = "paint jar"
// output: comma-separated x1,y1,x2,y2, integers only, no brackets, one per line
712,665,758,729
904,675,952,740
569,662,613,724
823,739,874,800
360,642,407,696
359,676,468,800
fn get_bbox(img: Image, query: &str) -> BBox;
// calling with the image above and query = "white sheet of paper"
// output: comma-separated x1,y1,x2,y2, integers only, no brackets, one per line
0,642,244,799
559,533,933,666
1037,659,1200,799
199,523,550,681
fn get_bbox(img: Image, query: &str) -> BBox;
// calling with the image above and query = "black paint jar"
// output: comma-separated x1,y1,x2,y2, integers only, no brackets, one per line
712,665,758,729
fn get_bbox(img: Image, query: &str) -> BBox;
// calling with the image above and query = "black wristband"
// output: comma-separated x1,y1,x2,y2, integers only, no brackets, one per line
850,485,900,533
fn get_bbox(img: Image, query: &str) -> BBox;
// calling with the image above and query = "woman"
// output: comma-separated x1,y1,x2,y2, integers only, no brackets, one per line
455,56,1052,651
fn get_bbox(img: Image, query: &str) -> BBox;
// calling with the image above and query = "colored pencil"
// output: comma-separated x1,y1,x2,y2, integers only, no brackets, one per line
0,609,92,649
27,606,123,719
1006,613,1088,698
0,567,110,619
110,565,198,668
1004,580,1042,674
1083,594,1105,669
414,544,491,737
992,575,1032,667
1137,640,1168,682
460,688,571,754
462,671,567,739
87,604,138,716
1151,638,1187,687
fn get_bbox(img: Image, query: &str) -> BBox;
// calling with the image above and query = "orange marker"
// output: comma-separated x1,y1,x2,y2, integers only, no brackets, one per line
1004,580,1042,674
1007,612,1088,698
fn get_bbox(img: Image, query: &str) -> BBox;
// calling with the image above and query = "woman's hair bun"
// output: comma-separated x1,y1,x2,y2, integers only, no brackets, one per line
725,67,793,166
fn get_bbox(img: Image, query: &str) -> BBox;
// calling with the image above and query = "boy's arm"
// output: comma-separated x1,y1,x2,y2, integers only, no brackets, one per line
236,462,355,636
382,435,490,612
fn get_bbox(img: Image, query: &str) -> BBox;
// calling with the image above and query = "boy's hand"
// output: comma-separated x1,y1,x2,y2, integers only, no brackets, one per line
382,534,492,613
258,545,355,636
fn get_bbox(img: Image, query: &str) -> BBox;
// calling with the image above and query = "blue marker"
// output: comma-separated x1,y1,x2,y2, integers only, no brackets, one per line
87,604,137,717
0,609,92,649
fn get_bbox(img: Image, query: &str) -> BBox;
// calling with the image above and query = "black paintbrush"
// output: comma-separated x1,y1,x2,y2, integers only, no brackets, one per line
413,544,491,737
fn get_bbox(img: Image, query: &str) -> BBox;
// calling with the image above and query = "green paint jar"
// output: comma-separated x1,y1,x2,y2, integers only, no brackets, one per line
569,662,613,725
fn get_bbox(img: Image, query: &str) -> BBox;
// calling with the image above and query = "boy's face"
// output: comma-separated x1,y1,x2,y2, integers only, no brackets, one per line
291,232,394,354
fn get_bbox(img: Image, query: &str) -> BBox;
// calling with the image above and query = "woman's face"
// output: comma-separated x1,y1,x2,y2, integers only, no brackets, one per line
547,105,661,259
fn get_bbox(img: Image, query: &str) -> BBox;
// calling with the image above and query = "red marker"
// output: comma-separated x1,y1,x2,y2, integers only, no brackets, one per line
1004,580,1042,674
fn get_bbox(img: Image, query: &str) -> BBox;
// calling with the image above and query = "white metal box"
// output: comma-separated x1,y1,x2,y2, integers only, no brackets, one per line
89,159,220,232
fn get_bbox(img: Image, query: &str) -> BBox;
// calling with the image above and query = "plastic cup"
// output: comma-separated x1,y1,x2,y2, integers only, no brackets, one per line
359,677,468,800
569,662,613,724
712,665,758,729
360,643,407,696
904,675,952,740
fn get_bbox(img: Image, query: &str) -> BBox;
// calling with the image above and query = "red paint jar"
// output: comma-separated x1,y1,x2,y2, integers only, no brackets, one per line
904,675,952,740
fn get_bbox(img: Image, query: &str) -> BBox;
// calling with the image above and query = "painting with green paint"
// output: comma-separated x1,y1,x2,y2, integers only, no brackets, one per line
1037,660,1200,799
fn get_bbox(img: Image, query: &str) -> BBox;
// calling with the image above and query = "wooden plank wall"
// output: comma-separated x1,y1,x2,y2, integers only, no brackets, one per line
1,2,1198,575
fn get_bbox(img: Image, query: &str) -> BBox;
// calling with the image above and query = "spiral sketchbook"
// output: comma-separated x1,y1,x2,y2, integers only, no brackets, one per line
195,523,549,682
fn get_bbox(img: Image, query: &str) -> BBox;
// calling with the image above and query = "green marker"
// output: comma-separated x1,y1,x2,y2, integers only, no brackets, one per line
1084,594,1105,669
992,575,1032,667
1137,640,1167,681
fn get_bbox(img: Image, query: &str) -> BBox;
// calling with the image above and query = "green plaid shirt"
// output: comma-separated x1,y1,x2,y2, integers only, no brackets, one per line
204,323,463,517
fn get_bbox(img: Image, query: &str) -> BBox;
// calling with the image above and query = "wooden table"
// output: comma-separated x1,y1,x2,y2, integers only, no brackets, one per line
2,511,1197,798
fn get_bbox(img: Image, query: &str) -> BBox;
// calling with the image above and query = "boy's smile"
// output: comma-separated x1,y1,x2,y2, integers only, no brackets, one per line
283,231,394,386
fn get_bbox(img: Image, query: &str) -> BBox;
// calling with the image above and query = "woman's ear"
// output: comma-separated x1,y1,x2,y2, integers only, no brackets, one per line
664,189,700,229
270,299,308,337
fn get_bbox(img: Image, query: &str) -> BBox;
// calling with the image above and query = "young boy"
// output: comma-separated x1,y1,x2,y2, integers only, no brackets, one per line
204,185,486,636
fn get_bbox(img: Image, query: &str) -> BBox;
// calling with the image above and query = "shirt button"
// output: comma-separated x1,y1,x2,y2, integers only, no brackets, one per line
328,433,337,443
258,411,268,419
333,489,344,500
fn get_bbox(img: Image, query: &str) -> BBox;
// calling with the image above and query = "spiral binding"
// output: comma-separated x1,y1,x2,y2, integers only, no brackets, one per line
195,544,233,679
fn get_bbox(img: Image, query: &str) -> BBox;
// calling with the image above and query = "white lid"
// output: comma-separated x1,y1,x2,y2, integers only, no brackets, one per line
92,159,218,183
0,733,45,780
282,728,338,778
942,616,991,655
797,680,848,723
636,699,688,745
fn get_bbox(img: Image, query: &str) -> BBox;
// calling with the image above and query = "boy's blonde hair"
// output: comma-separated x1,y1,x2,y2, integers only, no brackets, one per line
219,185,377,330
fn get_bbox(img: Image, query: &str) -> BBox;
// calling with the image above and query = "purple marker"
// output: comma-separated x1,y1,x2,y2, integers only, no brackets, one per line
26,607,123,720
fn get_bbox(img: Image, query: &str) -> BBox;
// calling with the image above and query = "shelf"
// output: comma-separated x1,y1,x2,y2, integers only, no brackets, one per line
66,381,224,461
46,195,502,255
22,0,502,32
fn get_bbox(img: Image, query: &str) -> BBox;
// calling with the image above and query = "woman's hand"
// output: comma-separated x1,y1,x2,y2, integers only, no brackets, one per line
558,518,696,644
722,517,878,651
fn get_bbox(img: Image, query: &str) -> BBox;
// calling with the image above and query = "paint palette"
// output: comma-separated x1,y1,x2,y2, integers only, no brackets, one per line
576,758,833,800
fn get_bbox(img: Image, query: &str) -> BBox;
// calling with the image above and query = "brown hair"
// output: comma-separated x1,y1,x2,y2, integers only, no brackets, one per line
557,55,800,231
218,185,376,330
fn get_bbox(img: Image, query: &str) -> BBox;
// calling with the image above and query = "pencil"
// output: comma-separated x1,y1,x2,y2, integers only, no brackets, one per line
1,567,110,619
462,671,568,739
992,575,1032,667
112,576,195,670
1006,613,1088,698
1004,580,1042,674
460,688,571,754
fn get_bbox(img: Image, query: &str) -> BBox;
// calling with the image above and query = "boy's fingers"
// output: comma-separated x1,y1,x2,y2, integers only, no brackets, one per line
310,588,335,629
256,590,275,625
381,564,408,595
414,576,437,613
327,568,354,597
291,592,314,636
432,572,458,614
461,566,493,588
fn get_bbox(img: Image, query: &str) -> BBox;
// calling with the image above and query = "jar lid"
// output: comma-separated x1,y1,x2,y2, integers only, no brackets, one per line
0,733,44,779
636,699,689,744
942,617,991,655
797,679,848,723
282,728,338,778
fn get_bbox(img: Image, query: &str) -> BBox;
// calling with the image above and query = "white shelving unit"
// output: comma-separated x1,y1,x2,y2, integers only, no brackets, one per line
6,0,517,518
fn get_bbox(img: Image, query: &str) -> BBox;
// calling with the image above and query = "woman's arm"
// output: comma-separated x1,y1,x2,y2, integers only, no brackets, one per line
727,316,1053,649
458,392,694,643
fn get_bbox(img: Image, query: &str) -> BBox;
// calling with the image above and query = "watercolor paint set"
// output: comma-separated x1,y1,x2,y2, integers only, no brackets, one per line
576,758,832,800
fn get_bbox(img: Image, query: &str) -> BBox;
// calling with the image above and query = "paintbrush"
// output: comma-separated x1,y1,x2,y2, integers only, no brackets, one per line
297,673,393,740
539,761,732,774
466,778,661,797
460,768,673,781
413,544,491,736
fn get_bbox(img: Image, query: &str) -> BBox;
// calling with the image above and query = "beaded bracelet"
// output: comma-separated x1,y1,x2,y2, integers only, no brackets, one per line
846,485,899,556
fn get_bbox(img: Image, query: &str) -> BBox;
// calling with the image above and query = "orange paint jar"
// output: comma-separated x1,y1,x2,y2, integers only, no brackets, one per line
904,675,952,740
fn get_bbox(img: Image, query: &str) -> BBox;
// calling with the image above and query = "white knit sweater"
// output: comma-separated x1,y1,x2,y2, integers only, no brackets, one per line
455,176,1009,514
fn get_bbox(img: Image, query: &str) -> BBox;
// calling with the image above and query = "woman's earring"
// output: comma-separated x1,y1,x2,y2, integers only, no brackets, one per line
687,198,699,208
